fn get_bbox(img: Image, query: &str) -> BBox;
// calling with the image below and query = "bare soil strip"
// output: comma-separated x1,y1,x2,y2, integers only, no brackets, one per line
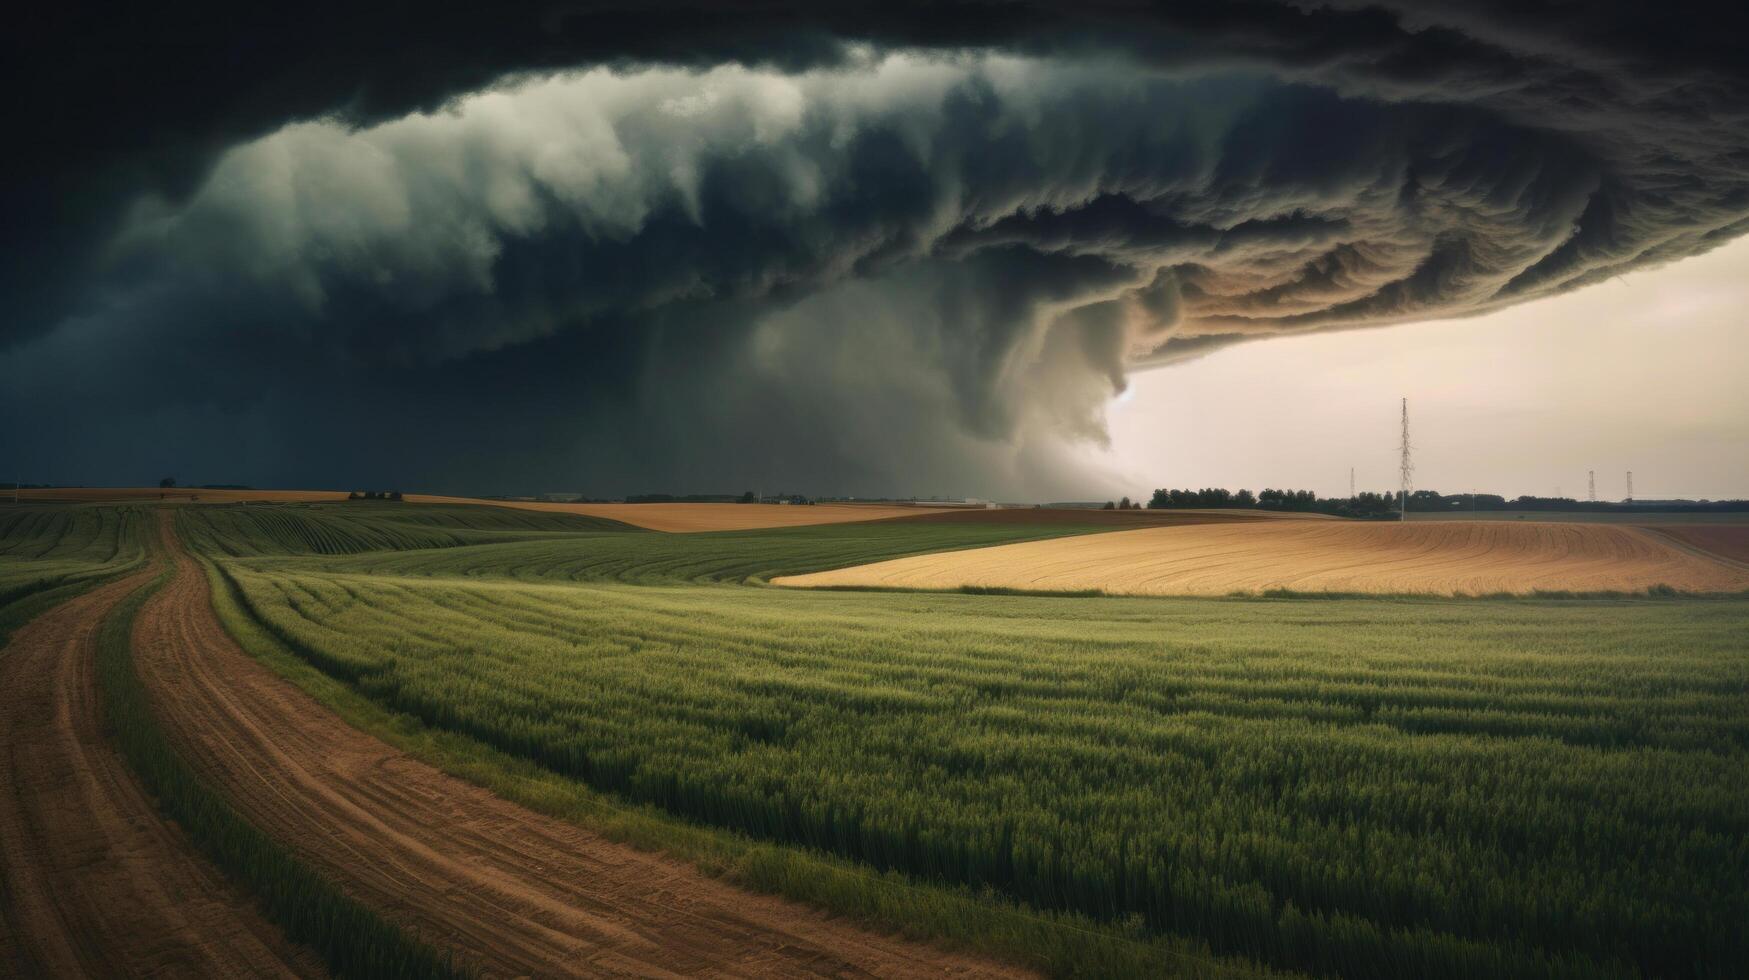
0,567,323,978
133,516,1025,977
777,520,1749,596
1647,525,1749,567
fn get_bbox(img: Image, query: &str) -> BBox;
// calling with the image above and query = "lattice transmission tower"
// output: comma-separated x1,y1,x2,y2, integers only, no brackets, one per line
1588,471,1596,502
1398,398,1413,522
1626,471,1634,504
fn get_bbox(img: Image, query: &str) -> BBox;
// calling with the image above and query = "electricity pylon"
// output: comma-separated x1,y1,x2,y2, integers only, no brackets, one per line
1398,398,1412,522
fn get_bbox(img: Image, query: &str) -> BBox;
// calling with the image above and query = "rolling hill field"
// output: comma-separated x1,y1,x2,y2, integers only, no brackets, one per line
0,506,152,645
776,519,1749,596
407,496,962,531
5,499,1746,979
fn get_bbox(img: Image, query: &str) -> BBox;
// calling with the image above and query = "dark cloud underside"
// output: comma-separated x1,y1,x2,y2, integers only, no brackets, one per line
4,2,1746,496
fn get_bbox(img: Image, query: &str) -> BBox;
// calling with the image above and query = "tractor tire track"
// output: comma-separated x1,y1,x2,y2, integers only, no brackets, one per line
133,514,1026,978
0,562,323,978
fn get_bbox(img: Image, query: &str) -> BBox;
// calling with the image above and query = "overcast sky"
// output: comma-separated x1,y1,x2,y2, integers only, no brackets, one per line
4,3,1747,500
1106,235,1749,501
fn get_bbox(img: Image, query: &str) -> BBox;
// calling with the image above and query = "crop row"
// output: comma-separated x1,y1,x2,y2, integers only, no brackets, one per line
228,518,1120,584
0,506,151,642
177,502,628,558
0,504,149,562
94,566,464,978
220,557,1749,979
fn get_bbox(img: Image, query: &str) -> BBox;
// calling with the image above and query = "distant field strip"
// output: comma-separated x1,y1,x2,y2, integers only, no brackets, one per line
777,520,1749,595
20,487,350,504
1651,525,1749,565
217,554,1749,979
206,515,1140,584
1411,510,1749,524
18,488,954,532
177,501,633,557
408,496,954,532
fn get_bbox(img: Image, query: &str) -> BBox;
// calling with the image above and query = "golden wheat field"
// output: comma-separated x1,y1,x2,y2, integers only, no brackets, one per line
775,519,1749,595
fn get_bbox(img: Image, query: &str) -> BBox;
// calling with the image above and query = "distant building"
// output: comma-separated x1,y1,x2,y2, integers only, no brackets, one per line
542,493,583,503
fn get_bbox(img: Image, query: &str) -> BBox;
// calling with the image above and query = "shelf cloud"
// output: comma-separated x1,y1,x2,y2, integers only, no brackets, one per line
5,2,1746,496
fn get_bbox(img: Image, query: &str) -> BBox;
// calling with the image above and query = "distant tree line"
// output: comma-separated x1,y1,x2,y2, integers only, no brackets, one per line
347,490,403,501
1400,491,1749,514
1145,487,1393,518
1144,487,1749,518
617,491,815,505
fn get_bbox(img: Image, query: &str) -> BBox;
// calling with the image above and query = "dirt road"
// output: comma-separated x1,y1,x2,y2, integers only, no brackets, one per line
133,515,1025,977
0,565,322,977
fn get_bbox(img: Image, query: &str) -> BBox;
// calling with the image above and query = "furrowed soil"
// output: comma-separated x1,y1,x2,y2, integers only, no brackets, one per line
0,566,322,978
776,519,1749,596
1649,525,1749,565
131,515,1025,978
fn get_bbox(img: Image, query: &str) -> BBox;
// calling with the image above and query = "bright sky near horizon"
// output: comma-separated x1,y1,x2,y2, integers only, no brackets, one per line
1104,236,1749,502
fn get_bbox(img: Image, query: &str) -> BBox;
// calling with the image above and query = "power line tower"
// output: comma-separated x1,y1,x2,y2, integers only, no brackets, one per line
1588,471,1596,502
1349,467,1355,499
1397,397,1412,523
1625,471,1634,504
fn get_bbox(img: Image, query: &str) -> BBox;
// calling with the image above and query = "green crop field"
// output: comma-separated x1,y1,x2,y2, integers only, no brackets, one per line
0,505,152,644
175,500,636,556
162,503,1749,980
227,517,1124,584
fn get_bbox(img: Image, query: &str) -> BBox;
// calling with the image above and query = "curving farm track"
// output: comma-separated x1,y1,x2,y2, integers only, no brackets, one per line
776,519,1749,596
130,514,1024,978
0,565,322,978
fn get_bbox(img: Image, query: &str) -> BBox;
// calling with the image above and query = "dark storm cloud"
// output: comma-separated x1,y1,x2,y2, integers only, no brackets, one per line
4,2,1748,496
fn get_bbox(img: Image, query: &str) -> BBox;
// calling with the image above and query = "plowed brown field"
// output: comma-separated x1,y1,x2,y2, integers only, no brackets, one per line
775,520,1749,596
131,515,1023,978
1649,525,1749,565
0,567,322,978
